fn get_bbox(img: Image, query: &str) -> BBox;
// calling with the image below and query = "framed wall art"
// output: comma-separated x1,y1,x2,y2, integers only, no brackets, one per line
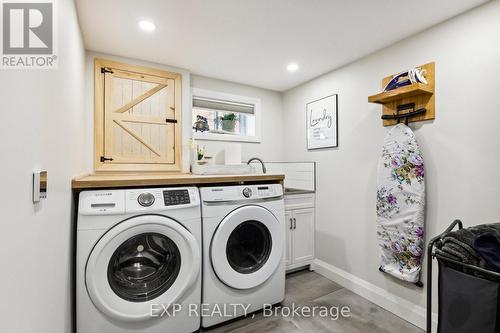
306,94,338,149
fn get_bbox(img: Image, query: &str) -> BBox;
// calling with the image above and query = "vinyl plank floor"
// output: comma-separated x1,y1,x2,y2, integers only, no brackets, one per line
202,270,423,333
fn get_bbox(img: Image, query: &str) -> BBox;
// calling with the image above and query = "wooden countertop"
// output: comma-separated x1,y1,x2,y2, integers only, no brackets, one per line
72,173,285,190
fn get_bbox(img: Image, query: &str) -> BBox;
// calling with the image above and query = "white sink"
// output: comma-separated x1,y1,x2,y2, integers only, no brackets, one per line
191,164,255,175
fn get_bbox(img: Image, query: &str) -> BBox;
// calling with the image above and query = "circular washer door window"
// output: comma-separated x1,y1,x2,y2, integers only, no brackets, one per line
107,232,181,302
86,215,200,321
211,205,283,290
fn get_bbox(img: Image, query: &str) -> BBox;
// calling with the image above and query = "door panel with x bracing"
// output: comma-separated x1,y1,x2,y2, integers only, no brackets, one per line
103,68,176,164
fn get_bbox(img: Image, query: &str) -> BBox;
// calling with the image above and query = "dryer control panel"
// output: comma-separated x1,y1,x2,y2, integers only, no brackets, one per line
200,184,283,203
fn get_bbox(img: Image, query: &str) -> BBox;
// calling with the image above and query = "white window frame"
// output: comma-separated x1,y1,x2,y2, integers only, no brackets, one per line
191,88,262,143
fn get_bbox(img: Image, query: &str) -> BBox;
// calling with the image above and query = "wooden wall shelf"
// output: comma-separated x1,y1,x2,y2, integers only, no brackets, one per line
368,62,435,126
368,83,433,104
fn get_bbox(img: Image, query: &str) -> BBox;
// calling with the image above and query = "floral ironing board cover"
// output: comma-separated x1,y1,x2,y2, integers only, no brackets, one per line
376,124,425,283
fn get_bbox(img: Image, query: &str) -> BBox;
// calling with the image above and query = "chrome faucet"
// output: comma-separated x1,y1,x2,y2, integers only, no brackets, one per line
247,157,266,174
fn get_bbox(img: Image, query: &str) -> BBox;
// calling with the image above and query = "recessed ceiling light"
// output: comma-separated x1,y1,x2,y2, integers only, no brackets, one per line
286,63,299,72
138,20,156,32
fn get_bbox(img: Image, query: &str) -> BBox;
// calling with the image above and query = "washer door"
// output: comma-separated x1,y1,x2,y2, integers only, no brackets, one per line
211,205,283,290
86,215,200,321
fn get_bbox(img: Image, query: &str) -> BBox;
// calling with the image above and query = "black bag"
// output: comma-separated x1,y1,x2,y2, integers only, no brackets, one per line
438,263,500,333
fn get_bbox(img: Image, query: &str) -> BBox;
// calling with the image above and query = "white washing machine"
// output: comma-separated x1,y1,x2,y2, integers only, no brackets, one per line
200,184,286,328
77,187,201,333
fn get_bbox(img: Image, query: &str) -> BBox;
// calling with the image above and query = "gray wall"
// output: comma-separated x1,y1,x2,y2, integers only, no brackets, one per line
282,0,500,324
0,0,87,332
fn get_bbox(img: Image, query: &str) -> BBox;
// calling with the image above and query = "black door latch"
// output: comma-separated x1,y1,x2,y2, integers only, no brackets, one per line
100,156,114,162
101,67,114,74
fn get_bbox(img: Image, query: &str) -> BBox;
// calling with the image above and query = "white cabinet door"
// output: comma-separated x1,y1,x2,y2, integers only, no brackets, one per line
292,208,315,264
284,210,293,267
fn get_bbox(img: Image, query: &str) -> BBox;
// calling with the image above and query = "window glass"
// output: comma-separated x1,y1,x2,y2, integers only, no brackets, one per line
192,107,255,137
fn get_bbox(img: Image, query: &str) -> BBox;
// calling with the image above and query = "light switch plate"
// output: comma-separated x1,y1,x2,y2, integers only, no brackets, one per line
33,171,47,203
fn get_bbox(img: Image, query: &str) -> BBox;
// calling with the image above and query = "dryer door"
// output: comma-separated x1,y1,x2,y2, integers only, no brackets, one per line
86,214,200,321
211,205,283,289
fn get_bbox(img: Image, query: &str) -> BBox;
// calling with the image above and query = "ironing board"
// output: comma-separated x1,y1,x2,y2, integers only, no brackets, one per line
376,123,425,284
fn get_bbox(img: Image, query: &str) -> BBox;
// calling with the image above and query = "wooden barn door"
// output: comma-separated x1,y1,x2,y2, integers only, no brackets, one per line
94,59,182,172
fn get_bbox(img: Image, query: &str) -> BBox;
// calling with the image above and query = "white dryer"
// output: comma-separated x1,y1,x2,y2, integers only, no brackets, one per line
200,184,285,328
77,187,201,333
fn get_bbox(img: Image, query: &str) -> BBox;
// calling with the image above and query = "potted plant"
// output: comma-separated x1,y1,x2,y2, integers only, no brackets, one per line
219,113,238,132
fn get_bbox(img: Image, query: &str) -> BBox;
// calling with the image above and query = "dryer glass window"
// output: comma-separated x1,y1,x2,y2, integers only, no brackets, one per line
107,232,181,302
226,220,272,274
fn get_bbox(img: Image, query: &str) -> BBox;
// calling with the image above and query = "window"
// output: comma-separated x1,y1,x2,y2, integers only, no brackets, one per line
192,88,261,142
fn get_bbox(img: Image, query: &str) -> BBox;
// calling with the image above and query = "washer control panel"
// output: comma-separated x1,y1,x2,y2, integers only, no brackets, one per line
125,187,199,212
163,189,191,206
78,187,200,215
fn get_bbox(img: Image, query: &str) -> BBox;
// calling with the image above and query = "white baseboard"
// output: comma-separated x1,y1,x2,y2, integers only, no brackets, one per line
312,259,437,332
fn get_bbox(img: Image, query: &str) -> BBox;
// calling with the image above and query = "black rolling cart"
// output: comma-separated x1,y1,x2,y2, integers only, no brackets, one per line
426,220,500,333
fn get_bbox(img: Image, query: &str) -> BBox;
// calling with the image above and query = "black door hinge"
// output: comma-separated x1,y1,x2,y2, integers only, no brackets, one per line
165,118,178,123
100,156,114,162
101,67,114,74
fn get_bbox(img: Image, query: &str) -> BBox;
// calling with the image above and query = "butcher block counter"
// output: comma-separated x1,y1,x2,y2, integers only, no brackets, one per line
72,173,285,191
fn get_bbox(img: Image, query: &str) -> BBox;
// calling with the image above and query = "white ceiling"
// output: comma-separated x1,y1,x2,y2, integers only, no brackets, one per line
76,0,488,91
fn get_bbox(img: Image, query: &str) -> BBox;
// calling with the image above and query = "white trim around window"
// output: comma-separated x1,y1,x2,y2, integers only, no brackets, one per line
191,88,262,143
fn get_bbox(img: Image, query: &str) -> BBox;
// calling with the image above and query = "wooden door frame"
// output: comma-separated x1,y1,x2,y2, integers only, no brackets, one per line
94,58,182,172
